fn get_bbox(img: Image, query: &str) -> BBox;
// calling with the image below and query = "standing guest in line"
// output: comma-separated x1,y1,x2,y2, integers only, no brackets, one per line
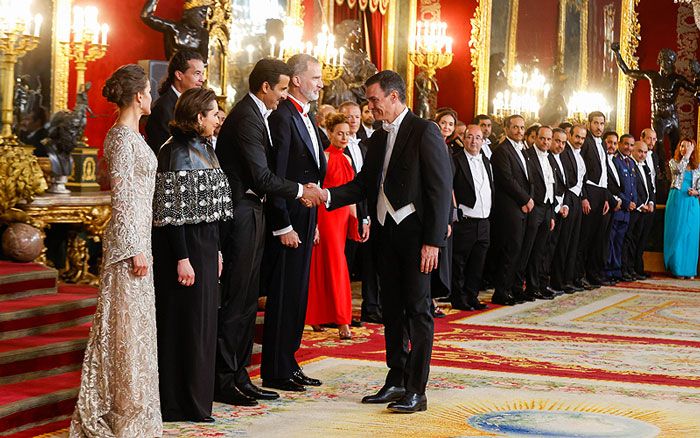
577,111,611,289
451,125,492,311
625,141,655,280
359,100,376,140
450,120,467,150
559,122,574,139
214,59,324,407
211,105,226,150
316,103,336,149
490,115,534,305
525,124,541,148
70,64,162,437
321,70,452,413
517,126,558,300
474,114,496,157
605,133,636,282
552,125,587,292
145,49,204,155
307,113,362,339
261,54,327,393
152,88,233,423
435,108,458,145
638,128,660,279
664,139,700,279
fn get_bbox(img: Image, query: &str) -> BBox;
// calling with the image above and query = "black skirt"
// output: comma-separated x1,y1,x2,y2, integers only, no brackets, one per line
153,221,219,422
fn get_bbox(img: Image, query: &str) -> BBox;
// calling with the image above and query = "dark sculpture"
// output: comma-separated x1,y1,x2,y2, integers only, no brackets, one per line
43,84,92,179
141,0,211,61
322,20,378,107
414,71,438,120
488,52,508,115
612,42,697,160
13,75,43,135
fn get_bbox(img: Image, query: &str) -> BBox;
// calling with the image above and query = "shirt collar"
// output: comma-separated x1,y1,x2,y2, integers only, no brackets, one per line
288,94,310,116
534,147,548,158
248,92,272,119
383,107,409,133
464,148,482,161
171,85,182,98
508,137,524,150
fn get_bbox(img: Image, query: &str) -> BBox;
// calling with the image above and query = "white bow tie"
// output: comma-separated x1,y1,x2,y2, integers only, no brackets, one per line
382,121,396,133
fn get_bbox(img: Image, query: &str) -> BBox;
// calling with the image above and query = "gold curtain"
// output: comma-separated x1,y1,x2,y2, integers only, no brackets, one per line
335,0,391,15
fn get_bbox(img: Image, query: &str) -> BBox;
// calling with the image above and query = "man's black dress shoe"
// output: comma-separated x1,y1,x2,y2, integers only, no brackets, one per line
621,273,634,282
562,285,578,294
262,378,306,392
387,392,427,413
636,272,649,280
601,278,615,286
451,303,475,311
575,279,596,290
361,313,383,324
491,294,518,306
292,369,322,387
238,382,279,400
526,290,554,300
517,291,537,302
214,386,258,406
193,416,215,423
466,301,488,310
351,319,363,327
361,385,406,404
545,286,563,296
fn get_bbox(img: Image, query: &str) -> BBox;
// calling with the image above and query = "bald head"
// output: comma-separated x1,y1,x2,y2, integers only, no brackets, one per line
632,140,649,163
464,124,484,156
316,104,336,128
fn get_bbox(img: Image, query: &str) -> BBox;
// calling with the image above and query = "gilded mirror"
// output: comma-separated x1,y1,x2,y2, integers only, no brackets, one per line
471,0,640,132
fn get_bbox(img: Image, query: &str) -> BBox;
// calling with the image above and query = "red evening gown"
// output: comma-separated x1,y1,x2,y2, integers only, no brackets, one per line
306,146,359,325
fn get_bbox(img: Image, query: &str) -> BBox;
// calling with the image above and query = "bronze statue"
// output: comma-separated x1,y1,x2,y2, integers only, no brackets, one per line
488,52,508,115
414,70,438,119
141,0,211,61
612,43,697,159
322,20,378,107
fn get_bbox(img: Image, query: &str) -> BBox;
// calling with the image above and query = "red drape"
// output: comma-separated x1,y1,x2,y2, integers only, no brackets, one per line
333,3,383,69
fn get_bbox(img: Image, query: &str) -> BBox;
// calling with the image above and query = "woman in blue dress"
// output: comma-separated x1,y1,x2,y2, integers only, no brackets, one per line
664,139,700,278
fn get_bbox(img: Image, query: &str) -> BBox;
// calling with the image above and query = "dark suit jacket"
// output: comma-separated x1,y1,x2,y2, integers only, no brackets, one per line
609,154,637,210
560,144,588,203
318,128,331,149
145,87,178,155
581,134,606,197
215,94,299,207
357,125,371,141
328,110,452,247
267,98,327,231
635,161,656,205
548,153,567,201
491,138,533,216
525,147,557,210
344,138,369,222
452,149,494,210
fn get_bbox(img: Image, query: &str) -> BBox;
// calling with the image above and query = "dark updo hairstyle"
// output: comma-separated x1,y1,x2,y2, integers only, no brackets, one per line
325,112,349,133
102,64,148,108
169,87,217,136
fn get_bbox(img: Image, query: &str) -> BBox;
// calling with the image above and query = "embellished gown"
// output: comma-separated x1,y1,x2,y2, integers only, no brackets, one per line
664,169,700,276
306,146,359,325
152,131,233,422
70,125,162,437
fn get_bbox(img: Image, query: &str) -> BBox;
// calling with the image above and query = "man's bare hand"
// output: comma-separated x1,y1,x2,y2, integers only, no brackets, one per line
313,227,320,245
603,200,610,215
629,201,636,211
177,258,195,287
360,223,370,242
560,205,569,218
420,245,440,274
582,199,591,215
521,198,534,214
300,183,326,207
280,230,301,248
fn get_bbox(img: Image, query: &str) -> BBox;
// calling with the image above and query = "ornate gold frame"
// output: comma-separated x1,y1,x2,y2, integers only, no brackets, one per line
51,0,71,113
557,0,589,88
470,0,640,132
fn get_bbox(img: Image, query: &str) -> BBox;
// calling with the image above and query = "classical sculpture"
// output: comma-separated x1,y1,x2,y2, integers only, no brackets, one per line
488,52,508,115
612,43,697,159
414,70,438,119
141,0,211,61
322,20,378,107
42,84,92,193
13,76,43,133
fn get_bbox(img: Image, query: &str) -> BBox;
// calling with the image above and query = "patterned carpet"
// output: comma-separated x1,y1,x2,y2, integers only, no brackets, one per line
43,278,700,437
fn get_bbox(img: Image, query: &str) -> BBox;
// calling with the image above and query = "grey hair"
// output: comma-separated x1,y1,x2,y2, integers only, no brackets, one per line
287,53,320,77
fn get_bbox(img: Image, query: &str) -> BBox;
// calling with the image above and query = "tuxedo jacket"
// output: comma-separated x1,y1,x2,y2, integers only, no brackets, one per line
525,147,558,210
267,98,327,231
547,153,567,200
581,133,606,194
491,138,533,216
145,87,178,155
344,138,370,222
318,127,331,149
635,162,656,205
215,94,299,207
329,110,452,247
452,149,494,209
357,125,371,141
560,144,588,203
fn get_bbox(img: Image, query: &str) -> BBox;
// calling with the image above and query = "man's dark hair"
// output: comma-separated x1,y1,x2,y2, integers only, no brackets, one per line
360,101,369,111
159,49,204,95
603,131,619,142
619,133,634,144
364,70,406,103
504,114,524,129
473,114,491,124
558,121,573,130
525,123,542,138
552,127,566,136
537,125,553,136
588,111,606,123
249,58,293,94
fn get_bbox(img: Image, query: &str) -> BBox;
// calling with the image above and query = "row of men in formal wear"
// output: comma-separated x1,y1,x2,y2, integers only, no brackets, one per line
447,112,659,309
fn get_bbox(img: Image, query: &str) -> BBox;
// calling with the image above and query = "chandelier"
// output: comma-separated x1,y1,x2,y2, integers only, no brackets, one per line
492,64,550,122
567,91,611,124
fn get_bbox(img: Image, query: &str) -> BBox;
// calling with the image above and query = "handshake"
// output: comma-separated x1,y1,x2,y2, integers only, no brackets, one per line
300,183,328,207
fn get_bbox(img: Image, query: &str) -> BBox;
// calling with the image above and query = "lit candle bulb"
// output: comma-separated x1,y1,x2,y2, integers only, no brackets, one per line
33,14,42,37
101,23,109,45
339,47,345,66
73,6,84,42
269,36,276,58
446,37,453,54
246,44,255,64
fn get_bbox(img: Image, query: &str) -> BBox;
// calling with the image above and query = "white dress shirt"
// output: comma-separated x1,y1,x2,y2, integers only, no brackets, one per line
362,124,375,138
288,94,320,167
645,150,656,191
607,154,621,187
377,107,415,226
570,148,586,197
508,137,528,179
171,85,182,98
587,136,608,188
346,136,364,172
535,147,555,204
636,160,652,208
459,150,491,219
553,153,566,211
482,138,493,160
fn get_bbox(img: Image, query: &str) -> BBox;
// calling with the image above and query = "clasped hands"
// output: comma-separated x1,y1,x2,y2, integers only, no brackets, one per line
300,183,328,207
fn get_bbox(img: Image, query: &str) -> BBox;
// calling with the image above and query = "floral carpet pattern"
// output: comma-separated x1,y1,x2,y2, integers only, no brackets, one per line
44,278,700,437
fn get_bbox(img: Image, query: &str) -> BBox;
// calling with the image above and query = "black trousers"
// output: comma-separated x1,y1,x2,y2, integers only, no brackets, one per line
636,211,654,274
261,204,316,380
622,210,642,276
361,237,382,318
577,185,609,283
215,199,264,394
541,211,565,288
516,203,553,293
551,195,582,288
492,206,527,298
376,215,433,395
451,218,489,307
